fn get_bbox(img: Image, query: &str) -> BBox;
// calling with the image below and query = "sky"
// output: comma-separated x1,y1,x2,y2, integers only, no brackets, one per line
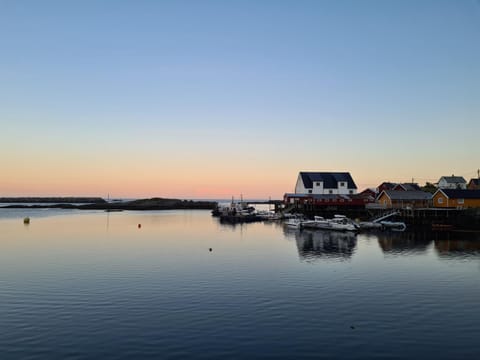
1,0,479,199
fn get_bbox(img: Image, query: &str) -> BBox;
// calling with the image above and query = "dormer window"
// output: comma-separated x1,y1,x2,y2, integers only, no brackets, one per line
340,182,346,187
315,182,321,186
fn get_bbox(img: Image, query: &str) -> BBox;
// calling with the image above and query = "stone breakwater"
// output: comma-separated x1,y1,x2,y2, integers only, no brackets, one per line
0,197,217,211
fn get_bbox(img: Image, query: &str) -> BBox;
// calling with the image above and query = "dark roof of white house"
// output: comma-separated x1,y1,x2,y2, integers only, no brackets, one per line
380,190,432,200
299,172,357,189
440,176,466,183
469,179,480,186
438,189,480,199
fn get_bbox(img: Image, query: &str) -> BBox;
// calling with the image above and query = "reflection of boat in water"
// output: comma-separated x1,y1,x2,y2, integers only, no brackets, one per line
294,229,357,261
302,215,359,232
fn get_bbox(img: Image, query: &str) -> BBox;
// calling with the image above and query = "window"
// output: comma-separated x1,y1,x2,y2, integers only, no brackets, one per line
458,198,464,204
438,197,443,204
340,182,346,186
315,182,321,186
329,190,333,194
308,189,312,194
349,190,353,194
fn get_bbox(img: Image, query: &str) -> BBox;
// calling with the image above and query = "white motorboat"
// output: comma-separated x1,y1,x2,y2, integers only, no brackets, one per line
256,210,282,221
302,215,359,232
284,217,304,229
327,215,359,231
301,216,330,229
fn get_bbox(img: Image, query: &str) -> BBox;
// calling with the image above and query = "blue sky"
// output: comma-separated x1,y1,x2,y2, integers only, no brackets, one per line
1,0,479,197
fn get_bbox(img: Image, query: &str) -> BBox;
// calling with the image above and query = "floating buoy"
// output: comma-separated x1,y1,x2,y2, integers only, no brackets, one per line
23,217,30,224
138,224,141,229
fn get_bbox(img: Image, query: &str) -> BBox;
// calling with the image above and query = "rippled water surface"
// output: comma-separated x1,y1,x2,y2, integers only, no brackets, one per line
1,210,479,359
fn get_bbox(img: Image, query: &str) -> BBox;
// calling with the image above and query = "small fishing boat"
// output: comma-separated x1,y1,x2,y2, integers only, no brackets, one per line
380,221,406,231
358,221,383,230
217,197,262,223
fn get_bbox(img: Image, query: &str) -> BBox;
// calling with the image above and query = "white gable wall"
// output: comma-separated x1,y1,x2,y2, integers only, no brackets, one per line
295,174,307,193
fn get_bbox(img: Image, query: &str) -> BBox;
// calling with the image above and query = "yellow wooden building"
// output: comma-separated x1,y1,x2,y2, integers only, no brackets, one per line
432,189,480,208
376,190,431,209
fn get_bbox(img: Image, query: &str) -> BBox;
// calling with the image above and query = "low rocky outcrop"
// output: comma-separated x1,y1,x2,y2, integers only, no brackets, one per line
1,197,216,211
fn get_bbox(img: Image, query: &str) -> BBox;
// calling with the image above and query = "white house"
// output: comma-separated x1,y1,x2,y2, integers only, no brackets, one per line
294,172,357,195
437,175,467,190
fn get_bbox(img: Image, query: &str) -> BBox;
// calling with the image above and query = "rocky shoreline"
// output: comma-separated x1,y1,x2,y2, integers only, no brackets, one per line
0,197,217,211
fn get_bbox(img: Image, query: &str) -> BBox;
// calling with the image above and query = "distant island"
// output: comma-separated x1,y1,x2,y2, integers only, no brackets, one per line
0,197,217,211
0,197,106,204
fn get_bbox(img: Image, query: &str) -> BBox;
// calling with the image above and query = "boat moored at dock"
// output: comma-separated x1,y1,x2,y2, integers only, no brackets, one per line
301,215,359,232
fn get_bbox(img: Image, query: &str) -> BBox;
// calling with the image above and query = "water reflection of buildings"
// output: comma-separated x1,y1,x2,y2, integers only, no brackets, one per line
377,231,433,255
433,232,480,259
292,229,357,262
377,230,480,259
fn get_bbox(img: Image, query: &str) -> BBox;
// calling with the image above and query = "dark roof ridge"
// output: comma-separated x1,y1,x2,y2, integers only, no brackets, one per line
299,171,357,189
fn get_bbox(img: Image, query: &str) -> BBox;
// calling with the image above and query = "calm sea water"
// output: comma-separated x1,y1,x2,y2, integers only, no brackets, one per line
1,209,479,359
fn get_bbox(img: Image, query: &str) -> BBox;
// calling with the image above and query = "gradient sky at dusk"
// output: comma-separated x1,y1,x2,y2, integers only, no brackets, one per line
1,0,479,199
